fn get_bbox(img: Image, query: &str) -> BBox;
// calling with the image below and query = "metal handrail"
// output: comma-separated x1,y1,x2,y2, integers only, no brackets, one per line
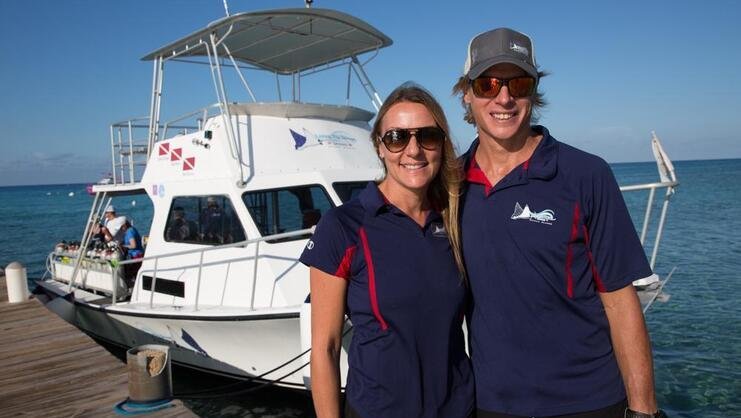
161,104,221,139
109,117,154,185
619,179,679,270
619,180,679,192
112,226,315,310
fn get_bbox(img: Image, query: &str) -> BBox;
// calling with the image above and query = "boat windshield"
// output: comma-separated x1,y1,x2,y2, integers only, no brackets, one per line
243,184,335,243
333,181,368,202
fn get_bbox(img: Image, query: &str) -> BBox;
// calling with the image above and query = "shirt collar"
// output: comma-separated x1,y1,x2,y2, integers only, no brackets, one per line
462,125,559,191
358,181,443,224
358,181,386,215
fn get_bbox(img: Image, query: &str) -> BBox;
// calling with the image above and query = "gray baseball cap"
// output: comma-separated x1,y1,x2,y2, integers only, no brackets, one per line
463,28,538,81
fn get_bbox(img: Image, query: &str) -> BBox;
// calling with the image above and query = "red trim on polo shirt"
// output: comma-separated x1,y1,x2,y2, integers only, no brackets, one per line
334,245,357,280
565,202,580,298
583,225,607,292
523,159,531,170
466,156,493,195
358,226,389,331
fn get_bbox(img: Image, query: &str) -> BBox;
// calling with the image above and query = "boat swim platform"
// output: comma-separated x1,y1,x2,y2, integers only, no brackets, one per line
0,276,197,418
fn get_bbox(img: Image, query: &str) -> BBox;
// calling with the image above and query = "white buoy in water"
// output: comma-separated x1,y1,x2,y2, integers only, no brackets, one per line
131,200,137,206
46,192,51,196
5,262,29,303
68,192,75,197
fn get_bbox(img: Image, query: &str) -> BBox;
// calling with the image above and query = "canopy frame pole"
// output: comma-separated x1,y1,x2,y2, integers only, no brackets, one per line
221,43,257,102
209,30,247,187
146,57,164,157
350,55,382,111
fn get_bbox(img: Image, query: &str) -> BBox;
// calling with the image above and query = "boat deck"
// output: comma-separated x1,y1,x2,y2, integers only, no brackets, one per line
0,276,197,418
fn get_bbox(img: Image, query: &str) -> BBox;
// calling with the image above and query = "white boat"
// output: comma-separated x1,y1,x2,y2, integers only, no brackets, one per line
35,6,678,391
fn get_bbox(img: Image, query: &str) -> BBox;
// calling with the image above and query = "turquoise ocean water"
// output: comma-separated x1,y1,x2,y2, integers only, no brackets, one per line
1,158,739,417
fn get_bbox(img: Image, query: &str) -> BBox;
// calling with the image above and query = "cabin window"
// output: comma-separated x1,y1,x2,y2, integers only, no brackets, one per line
333,181,368,203
243,185,334,243
164,195,246,245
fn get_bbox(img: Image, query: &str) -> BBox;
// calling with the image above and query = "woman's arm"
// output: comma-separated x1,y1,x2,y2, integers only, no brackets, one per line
310,267,348,418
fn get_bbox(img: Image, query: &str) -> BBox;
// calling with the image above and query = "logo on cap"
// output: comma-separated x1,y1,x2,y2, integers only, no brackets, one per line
509,41,530,58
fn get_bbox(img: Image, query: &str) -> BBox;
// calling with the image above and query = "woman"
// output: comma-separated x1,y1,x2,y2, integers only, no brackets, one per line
299,83,473,418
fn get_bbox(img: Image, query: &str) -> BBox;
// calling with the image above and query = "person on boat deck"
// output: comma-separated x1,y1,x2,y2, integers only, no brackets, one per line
95,205,127,243
118,220,143,285
200,196,225,243
166,206,196,241
453,28,664,418
300,83,474,418
119,220,143,259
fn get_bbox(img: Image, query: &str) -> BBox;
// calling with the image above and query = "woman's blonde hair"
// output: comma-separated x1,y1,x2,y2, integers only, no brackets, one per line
371,82,466,280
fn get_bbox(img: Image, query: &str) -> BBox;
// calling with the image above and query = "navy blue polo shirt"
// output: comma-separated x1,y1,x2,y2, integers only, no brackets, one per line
300,182,474,418
461,126,652,416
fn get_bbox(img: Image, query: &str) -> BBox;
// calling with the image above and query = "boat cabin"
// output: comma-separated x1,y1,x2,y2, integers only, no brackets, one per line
52,8,393,310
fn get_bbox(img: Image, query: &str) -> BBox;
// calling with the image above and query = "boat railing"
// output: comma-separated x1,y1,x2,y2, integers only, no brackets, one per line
110,226,316,309
619,179,679,271
109,117,150,185
160,104,221,141
108,107,217,185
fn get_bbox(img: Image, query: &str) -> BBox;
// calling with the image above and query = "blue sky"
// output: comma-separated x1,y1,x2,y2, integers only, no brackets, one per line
1,0,739,186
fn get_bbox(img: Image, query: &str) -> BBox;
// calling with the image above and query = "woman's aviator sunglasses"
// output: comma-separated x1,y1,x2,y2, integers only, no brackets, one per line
379,126,445,153
470,76,536,98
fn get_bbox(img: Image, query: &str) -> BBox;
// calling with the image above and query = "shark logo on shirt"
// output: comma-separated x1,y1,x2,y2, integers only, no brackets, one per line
511,202,556,225
432,223,448,238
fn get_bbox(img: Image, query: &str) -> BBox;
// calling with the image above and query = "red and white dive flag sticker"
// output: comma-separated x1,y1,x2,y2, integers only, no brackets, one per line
171,148,182,162
158,143,170,156
183,157,196,171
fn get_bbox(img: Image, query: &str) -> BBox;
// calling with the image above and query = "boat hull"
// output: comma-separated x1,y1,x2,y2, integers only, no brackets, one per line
35,280,310,389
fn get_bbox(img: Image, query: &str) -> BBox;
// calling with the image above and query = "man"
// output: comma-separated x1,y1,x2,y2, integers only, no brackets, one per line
166,206,196,241
454,28,665,418
200,196,224,243
97,205,127,243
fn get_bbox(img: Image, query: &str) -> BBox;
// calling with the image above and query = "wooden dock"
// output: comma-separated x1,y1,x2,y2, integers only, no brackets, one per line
0,276,198,417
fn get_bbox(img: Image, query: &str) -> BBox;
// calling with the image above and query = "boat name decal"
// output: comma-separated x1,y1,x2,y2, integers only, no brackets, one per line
290,128,357,150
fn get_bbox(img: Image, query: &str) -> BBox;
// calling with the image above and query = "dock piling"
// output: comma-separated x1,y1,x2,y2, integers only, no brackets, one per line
4,261,29,303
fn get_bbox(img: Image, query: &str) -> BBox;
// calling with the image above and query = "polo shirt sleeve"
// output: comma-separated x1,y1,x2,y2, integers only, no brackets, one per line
299,208,356,279
585,162,653,291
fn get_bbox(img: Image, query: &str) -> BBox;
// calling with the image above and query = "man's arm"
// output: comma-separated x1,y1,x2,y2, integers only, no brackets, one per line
600,285,657,414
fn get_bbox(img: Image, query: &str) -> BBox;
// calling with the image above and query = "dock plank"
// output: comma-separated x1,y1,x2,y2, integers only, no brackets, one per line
0,277,197,417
